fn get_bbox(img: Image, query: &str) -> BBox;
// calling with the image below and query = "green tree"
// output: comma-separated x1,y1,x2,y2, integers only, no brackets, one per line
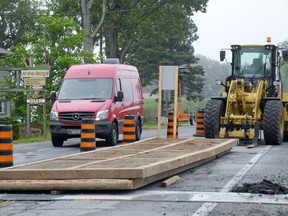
196,55,230,98
48,0,208,63
0,0,41,49
125,5,205,101
48,0,208,94
182,65,205,102
0,16,99,126
102,0,208,63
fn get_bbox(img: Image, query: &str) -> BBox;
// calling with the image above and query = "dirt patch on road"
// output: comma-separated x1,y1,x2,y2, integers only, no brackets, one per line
232,179,288,195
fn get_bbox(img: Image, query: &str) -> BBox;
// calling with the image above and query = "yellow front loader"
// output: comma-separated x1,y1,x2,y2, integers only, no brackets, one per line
204,38,288,146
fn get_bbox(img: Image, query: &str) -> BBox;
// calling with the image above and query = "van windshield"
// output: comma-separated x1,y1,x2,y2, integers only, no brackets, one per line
58,78,113,100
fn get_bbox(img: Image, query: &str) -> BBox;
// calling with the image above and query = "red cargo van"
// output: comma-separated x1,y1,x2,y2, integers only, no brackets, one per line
49,59,144,147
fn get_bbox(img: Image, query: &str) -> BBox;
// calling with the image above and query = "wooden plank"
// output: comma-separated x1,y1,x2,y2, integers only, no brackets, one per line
0,168,145,180
0,144,234,191
161,175,180,187
0,153,226,191
132,156,217,189
3,138,192,172
68,140,189,169
0,138,238,181
3,137,157,170
139,139,238,178
0,179,134,191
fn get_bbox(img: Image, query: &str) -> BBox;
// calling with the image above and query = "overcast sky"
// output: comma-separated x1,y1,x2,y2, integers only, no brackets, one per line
192,0,288,61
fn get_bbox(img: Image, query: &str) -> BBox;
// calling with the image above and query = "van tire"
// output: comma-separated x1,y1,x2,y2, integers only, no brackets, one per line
51,135,64,147
106,122,118,146
135,119,141,141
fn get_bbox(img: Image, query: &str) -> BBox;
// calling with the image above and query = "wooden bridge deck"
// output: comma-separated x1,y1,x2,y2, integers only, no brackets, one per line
0,138,238,190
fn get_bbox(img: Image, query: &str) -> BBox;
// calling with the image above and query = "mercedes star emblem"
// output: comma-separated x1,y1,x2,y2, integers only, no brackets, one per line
72,113,80,121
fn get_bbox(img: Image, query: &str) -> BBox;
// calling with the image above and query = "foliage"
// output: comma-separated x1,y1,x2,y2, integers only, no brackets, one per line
0,0,41,48
0,16,101,126
104,0,208,61
126,5,198,83
47,0,208,101
182,65,205,102
123,5,206,103
196,55,230,98
48,1,208,59
143,97,207,124
0,117,21,140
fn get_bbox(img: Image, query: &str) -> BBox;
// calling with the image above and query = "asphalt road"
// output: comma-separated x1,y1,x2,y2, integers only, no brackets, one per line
1,125,288,216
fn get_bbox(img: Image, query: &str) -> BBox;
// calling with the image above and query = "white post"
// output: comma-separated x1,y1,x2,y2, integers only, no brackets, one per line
157,66,163,138
173,66,179,138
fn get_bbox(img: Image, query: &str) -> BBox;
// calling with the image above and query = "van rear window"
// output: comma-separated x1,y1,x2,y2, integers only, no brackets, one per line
58,78,113,100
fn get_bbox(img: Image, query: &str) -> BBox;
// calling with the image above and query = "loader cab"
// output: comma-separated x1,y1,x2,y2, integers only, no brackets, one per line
231,45,277,80
222,44,280,97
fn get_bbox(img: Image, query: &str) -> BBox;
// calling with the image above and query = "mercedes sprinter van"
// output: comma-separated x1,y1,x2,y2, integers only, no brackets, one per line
49,59,144,147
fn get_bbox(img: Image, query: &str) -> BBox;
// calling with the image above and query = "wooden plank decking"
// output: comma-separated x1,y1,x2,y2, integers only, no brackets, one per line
0,138,238,190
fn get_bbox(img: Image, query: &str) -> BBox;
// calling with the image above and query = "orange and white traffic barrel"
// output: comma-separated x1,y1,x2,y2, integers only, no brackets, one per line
80,119,96,152
0,124,13,168
194,109,205,137
123,115,136,144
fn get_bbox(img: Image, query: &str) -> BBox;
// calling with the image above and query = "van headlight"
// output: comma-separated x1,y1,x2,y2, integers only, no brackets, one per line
50,111,59,121
96,110,109,121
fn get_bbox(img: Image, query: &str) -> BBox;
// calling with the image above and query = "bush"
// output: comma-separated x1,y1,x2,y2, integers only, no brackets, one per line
0,117,21,140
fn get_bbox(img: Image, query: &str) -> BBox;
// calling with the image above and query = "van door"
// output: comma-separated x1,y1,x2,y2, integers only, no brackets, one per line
113,78,126,134
131,78,143,112
121,77,134,116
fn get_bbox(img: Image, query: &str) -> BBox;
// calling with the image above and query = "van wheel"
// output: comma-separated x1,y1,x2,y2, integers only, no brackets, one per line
106,122,118,146
51,135,64,147
135,119,141,141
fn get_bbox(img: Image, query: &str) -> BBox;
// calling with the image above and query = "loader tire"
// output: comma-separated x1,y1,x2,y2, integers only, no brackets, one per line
263,100,284,145
204,99,224,138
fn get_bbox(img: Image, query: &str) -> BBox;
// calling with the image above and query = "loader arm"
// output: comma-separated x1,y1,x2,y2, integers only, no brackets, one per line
220,79,266,142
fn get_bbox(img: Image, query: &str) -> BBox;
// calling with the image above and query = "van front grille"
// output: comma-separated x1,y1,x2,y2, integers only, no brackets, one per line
59,112,94,122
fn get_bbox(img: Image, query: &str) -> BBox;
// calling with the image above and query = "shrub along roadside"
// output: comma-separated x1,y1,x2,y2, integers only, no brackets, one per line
0,117,21,140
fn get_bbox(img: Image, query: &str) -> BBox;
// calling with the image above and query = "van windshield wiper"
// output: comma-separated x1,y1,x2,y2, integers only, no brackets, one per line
79,98,107,102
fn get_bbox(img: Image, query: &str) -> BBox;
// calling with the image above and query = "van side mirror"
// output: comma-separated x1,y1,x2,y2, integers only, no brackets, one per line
50,91,57,103
220,50,226,61
282,50,288,61
115,91,124,102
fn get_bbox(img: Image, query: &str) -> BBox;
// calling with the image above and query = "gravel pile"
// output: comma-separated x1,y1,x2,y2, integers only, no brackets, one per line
232,179,288,195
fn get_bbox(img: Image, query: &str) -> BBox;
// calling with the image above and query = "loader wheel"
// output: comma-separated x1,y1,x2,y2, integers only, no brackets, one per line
204,99,224,138
263,100,284,145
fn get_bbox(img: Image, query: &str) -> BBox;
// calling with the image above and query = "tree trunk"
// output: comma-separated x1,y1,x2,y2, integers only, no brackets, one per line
84,35,94,53
81,0,107,61
120,38,133,63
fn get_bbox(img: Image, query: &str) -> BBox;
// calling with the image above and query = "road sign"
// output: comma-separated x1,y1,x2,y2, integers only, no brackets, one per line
27,99,46,104
21,70,49,78
24,78,46,87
